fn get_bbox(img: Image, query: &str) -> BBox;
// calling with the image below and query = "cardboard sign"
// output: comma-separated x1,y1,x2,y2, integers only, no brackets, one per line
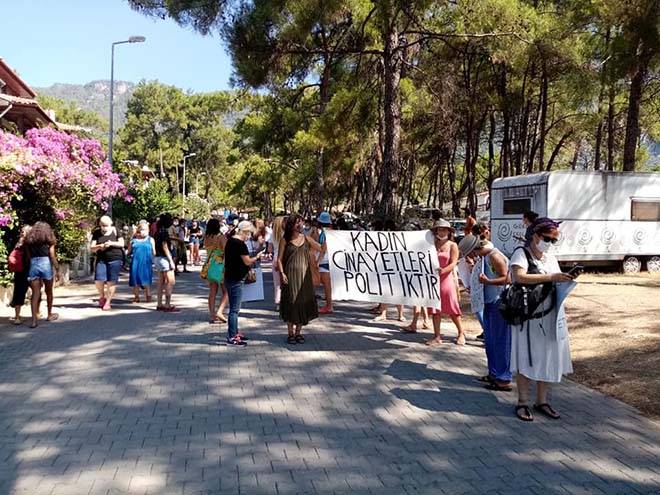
326,230,442,309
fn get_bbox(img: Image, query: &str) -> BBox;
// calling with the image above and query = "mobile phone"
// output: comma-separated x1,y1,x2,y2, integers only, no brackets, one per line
567,264,584,277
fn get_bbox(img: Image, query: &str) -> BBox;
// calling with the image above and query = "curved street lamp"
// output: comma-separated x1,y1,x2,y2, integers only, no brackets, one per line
107,35,145,215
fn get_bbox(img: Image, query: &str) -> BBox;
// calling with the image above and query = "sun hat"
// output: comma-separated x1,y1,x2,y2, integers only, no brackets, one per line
317,211,332,225
236,220,255,232
431,219,455,232
458,235,480,256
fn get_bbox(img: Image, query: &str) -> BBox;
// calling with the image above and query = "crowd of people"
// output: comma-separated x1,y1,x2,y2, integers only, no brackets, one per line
6,208,575,421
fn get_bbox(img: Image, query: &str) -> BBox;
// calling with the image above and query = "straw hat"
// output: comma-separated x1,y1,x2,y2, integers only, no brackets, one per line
430,219,455,232
458,235,480,256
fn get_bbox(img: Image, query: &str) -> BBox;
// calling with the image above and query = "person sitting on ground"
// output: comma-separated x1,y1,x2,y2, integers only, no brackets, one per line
25,221,59,328
90,216,124,311
128,223,155,303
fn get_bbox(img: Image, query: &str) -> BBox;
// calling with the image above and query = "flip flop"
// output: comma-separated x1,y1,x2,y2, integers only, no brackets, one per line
515,405,534,422
47,313,59,321
534,403,561,419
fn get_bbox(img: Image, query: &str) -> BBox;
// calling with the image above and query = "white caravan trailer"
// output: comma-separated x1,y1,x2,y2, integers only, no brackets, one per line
490,171,660,273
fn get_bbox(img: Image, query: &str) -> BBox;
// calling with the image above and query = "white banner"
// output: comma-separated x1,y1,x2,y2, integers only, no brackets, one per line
326,230,442,309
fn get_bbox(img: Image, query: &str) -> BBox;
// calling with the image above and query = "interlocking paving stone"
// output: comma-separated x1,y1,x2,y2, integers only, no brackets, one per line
1,265,659,495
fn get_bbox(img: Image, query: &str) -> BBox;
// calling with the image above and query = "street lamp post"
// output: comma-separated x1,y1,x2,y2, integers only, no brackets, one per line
107,35,145,216
182,152,196,215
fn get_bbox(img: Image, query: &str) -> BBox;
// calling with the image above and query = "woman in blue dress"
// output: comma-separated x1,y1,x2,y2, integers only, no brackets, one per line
128,223,156,303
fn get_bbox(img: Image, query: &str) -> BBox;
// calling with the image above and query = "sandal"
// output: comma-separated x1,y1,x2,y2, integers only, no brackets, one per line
485,382,513,392
534,403,561,420
424,338,442,346
295,335,305,344
287,335,296,345
401,325,417,333
476,375,494,383
216,314,228,323
515,405,534,422
47,313,59,321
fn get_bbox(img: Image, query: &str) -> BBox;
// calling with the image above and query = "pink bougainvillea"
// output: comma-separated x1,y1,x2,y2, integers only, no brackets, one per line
0,128,130,226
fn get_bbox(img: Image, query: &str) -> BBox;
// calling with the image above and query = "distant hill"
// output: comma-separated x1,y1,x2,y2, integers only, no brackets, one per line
34,80,135,127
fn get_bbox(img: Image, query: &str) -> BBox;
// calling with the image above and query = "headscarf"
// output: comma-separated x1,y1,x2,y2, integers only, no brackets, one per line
525,217,562,247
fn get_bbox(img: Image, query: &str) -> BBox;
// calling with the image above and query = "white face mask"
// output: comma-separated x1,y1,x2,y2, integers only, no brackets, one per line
436,235,448,241
536,239,552,253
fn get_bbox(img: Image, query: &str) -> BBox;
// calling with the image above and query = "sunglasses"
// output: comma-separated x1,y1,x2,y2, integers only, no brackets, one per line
541,235,559,244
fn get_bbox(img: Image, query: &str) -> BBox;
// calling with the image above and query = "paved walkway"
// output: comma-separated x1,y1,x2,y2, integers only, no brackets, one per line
1,264,659,495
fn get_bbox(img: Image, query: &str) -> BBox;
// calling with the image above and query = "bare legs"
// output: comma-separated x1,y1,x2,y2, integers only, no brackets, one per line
157,271,176,309
515,374,557,420
216,283,228,322
208,282,220,321
95,281,106,304
374,304,404,322
29,279,56,328
426,313,465,345
404,306,430,332
319,272,332,313
30,279,42,328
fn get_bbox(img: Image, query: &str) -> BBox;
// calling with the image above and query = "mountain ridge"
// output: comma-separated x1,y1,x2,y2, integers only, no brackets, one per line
34,80,135,127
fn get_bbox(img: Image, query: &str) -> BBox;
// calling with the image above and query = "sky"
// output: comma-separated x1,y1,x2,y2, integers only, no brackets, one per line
0,0,233,93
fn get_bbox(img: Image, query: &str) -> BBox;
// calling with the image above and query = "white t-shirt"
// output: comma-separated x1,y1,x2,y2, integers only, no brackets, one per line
510,248,560,280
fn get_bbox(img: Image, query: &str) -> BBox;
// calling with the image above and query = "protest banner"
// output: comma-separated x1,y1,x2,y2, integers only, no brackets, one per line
325,230,442,309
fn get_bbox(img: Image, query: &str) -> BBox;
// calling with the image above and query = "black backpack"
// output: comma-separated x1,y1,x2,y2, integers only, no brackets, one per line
498,247,555,325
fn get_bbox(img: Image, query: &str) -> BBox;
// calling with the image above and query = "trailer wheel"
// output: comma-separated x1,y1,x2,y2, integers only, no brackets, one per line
647,256,660,274
622,256,642,274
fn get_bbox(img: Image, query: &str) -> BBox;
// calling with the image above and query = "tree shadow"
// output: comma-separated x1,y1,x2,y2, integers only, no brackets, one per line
1,266,659,494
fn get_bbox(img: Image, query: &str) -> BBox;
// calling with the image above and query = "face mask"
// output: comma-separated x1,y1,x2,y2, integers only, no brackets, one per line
435,233,448,241
536,239,552,253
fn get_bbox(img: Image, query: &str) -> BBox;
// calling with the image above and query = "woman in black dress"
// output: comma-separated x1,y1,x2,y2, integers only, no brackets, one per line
277,214,322,344
9,225,31,325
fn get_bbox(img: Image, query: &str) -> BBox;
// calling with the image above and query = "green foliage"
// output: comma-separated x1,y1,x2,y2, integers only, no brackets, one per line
0,236,12,288
183,194,210,220
36,94,108,137
55,218,89,262
114,179,175,224
130,0,660,216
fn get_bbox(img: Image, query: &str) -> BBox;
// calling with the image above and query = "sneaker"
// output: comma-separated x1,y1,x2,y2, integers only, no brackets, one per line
226,336,247,346
237,332,249,341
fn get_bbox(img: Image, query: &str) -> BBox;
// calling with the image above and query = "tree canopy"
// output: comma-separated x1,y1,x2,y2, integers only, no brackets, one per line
127,0,659,218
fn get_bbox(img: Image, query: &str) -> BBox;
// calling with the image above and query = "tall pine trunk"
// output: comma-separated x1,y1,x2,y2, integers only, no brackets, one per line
376,2,401,218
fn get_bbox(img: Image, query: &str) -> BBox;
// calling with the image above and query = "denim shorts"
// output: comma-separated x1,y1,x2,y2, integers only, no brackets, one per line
154,256,172,272
95,259,122,283
27,256,53,282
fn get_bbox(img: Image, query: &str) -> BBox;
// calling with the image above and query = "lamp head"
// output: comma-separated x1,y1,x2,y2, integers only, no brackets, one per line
129,36,146,43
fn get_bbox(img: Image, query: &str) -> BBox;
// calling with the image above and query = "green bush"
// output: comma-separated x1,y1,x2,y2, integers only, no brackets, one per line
0,236,12,288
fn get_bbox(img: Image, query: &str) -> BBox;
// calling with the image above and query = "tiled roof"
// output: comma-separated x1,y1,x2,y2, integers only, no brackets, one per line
0,93,41,106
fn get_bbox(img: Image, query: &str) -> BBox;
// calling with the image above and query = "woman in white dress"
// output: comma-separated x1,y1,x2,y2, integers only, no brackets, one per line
510,217,575,422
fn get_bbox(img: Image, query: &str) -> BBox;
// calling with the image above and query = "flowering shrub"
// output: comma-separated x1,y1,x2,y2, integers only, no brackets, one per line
0,127,131,260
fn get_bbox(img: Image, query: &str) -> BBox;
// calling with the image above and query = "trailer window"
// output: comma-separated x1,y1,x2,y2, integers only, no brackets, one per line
631,200,660,221
503,198,531,215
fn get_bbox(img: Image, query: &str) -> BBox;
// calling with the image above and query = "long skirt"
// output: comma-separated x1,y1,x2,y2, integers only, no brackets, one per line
483,302,512,381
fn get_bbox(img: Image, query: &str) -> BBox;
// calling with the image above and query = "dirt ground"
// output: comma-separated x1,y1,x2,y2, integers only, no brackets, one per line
460,273,660,419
